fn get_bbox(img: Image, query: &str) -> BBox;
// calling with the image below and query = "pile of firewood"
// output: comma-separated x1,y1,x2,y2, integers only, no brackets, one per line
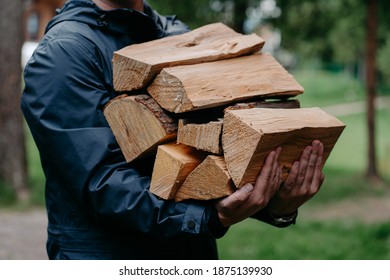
104,23,345,202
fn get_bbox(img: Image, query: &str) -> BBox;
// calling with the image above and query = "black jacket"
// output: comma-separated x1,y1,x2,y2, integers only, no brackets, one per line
21,0,293,260
21,0,225,260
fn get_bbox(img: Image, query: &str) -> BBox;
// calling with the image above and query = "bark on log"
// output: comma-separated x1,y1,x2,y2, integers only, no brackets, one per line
175,155,236,202
113,22,265,92
103,94,177,163
222,107,346,188
177,118,223,154
150,143,208,200
147,53,304,113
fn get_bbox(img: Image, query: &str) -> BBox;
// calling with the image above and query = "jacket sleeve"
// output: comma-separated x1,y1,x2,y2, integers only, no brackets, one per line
21,33,223,238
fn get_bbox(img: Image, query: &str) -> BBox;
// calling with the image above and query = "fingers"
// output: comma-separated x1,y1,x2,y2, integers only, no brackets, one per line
255,147,281,187
309,142,325,191
215,183,253,215
303,140,324,192
215,183,253,227
259,141,326,217
295,145,312,188
283,140,325,191
252,147,282,204
215,146,283,227
284,160,299,190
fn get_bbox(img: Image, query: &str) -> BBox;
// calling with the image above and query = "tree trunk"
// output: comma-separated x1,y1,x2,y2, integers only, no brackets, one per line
0,0,29,201
232,0,248,33
365,0,380,181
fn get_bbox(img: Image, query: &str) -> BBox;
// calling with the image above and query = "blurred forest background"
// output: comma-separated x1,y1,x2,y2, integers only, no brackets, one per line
0,0,390,259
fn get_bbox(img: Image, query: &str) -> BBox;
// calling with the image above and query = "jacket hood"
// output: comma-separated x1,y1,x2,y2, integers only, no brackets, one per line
46,0,185,42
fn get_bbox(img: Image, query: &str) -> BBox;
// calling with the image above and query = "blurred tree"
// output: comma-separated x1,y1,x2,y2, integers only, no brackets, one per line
270,0,387,182
271,0,390,72
365,0,380,181
0,0,29,201
269,0,338,63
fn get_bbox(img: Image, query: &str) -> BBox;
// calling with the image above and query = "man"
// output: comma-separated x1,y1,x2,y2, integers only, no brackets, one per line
21,0,324,260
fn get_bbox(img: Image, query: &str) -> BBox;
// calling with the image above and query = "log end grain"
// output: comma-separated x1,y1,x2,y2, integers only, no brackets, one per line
177,118,223,155
175,155,236,202
103,94,177,163
222,107,346,188
150,143,208,200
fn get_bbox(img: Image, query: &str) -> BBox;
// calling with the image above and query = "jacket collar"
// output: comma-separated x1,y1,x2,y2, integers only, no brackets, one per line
46,0,164,42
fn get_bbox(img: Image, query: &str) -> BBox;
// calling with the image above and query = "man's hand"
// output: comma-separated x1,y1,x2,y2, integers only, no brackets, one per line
214,140,325,228
266,140,325,217
215,147,283,227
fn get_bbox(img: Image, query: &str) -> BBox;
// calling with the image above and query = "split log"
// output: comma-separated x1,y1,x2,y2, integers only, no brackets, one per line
175,155,236,202
103,94,177,163
176,99,300,155
222,107,346,188
147,53,304,113
225,99,301,111
177,118,223,155
113,22,265,92
150,143,208,200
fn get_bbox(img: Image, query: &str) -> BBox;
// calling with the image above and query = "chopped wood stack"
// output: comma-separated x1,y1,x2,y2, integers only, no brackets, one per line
104,22,346,202
113,22,265,92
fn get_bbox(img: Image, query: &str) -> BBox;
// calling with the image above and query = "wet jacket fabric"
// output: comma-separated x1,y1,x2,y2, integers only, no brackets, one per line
21,0,291,260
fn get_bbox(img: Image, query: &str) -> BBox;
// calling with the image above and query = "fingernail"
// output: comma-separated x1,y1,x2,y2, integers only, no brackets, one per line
242,184,253,193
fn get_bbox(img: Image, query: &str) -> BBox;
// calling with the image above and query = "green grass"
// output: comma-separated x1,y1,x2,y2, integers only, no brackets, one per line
323,110,390,175
25,125,45,206
218,219,390,260
293,69,366,107
0,125,46,208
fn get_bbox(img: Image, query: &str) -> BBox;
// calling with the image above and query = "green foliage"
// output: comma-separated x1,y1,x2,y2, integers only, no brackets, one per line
271,0,339,61
272,0,390,70
328,0,366,65
147,0,210,28
147,0,260,32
